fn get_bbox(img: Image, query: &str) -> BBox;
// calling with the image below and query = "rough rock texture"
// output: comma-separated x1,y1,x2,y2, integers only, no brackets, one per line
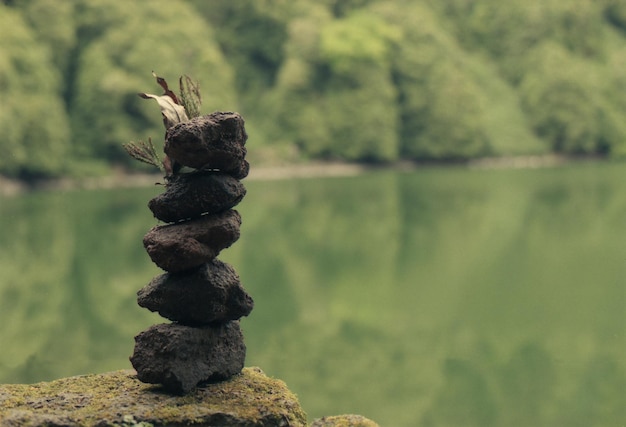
310,414,380,427
130,322,246,395
165,112,249,178
134,111,252,394
137,259,254,325
143,209,241,272
0,367,307,426
148,172,246,223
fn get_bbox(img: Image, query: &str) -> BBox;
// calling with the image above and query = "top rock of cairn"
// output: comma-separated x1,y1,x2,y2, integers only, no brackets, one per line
165,112,250,180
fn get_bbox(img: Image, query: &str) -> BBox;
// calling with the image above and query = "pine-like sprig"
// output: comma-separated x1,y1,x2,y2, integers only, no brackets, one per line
122,138,164,171
179,75,202,119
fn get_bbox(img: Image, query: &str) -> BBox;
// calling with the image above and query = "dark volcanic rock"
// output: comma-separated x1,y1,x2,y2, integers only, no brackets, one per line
137,259,254,325
165,112,248,178
130,322,246,394
149,172,246,223
231,159,250,180
143,209,241,272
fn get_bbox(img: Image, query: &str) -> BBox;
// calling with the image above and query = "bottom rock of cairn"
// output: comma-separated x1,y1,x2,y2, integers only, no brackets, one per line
130,112,253,394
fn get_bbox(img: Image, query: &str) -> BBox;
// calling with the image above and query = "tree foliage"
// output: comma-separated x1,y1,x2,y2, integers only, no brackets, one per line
0,4,70,180
386,3,491,160
520,43,608,154
1,0,626,179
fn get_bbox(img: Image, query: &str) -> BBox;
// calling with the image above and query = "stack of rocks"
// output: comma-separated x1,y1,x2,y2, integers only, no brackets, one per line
130,112,254,394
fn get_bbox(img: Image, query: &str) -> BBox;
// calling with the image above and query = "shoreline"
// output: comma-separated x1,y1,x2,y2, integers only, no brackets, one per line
0,154,603,197
0,162,370,197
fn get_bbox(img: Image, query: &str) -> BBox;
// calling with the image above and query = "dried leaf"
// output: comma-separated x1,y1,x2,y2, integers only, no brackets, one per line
179,75,202,118
152,71,180,104
138,92,189,129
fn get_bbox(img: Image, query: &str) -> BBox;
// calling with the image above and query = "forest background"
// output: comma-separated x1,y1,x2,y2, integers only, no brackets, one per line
1,0,626,181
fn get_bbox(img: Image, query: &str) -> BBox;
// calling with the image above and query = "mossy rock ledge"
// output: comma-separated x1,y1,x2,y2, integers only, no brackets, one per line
0,367,304,427
0,368,379,427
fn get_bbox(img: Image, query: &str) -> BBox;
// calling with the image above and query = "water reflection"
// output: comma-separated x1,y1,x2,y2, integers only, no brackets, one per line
0,164,624,426
0,188,162,383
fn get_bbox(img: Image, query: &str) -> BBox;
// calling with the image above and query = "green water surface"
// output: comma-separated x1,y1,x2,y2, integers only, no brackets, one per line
0,164,624,426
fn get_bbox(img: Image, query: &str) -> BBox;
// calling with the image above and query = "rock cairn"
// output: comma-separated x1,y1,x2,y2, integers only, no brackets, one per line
130,112,254,394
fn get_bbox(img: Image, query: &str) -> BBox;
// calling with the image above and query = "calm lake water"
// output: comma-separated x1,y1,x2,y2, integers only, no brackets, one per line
0,163,625,426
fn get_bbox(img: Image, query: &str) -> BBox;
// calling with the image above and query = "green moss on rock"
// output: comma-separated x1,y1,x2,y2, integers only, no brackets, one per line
310,415,380,427
0,367,306,426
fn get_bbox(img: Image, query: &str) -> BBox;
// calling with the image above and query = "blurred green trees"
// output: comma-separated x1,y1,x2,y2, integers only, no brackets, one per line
1,0,625,179
0,4,70,179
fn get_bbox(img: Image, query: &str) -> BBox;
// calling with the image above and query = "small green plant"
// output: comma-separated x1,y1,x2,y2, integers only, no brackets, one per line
123,72,202,174
122,137,162,170
179,74,202,119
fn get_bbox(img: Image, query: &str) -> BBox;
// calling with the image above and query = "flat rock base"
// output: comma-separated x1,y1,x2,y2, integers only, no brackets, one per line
130,321,245,394
0,368,307,427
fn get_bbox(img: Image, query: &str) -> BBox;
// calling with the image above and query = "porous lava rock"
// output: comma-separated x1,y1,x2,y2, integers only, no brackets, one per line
132,109,252,394
165,112,249,178
130,322,246,395
137,259,253,325
143,209,241,272
148,171,246,223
